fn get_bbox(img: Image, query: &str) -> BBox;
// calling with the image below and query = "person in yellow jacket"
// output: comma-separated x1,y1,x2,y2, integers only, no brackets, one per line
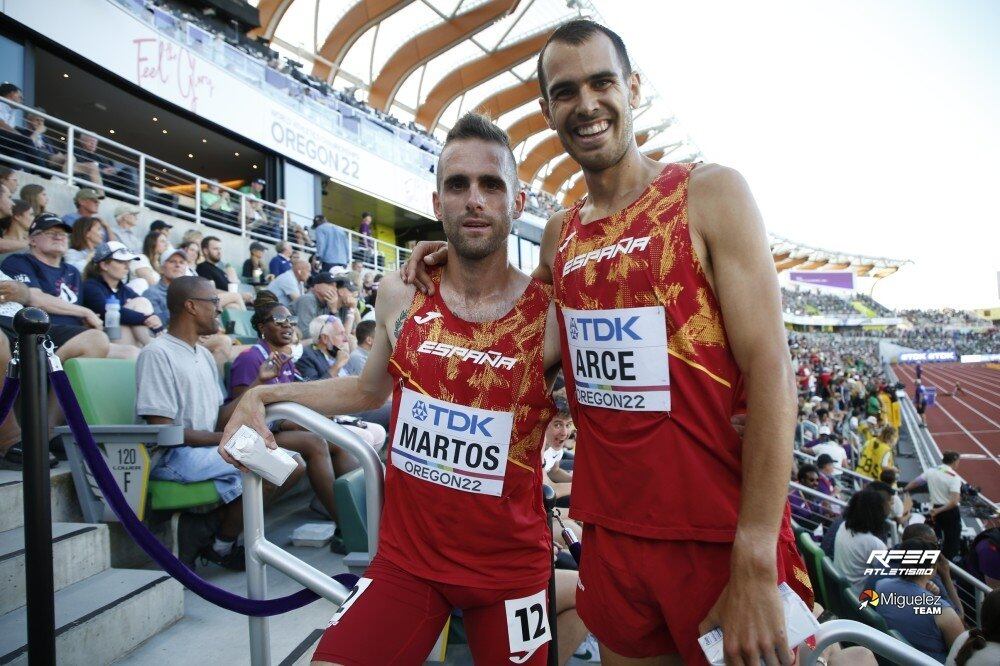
856,425,897,481
877,387,893,425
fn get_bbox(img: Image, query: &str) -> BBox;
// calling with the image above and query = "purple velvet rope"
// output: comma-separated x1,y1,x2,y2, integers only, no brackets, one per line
0,375,19,425
47,370,362,616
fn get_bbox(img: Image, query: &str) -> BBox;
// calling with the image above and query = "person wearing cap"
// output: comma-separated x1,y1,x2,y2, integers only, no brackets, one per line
291,272,339,339
332,276,360,334
238,177,265,200
110,205,142,253
81,241,163,348
0,213,106,330
814,454,841,500
312,214,351,271
61,187,104,231
0,261,112,470
241,242,270,285
269,241,293,277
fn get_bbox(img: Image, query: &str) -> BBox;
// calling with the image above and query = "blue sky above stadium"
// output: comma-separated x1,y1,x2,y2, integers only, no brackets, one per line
601,0,1000,310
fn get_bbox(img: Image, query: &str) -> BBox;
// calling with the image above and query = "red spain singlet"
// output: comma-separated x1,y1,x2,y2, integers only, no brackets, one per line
380,267,555,588
552,163,793,543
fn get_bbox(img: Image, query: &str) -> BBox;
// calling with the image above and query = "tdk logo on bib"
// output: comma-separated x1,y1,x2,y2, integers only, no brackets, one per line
563,306,671,412
419,403,494,437
569,316,641,342
392,388,512,496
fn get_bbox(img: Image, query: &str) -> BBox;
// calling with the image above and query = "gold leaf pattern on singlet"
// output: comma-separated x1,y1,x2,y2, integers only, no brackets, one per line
669,287,727,362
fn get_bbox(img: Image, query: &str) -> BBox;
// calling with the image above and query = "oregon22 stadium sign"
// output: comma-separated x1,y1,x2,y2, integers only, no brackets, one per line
4,0,436,219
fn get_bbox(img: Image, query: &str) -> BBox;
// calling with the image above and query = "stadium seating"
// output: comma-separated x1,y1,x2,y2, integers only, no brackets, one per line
333,467,369,554
797,530,829,610
222,309,259,345
59,358,220,513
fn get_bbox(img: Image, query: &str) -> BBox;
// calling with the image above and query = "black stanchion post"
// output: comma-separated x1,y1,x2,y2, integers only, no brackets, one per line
542,484,558,666
14,308,55,665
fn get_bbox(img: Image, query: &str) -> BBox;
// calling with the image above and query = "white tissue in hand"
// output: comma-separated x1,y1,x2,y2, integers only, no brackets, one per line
224,425,298,486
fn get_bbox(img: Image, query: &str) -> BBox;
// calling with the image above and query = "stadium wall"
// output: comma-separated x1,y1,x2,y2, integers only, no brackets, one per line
3,0,437,217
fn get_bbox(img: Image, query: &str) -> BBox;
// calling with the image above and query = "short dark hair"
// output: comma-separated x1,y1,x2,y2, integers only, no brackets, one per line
200,235,220,251
0,83,21,98
536,19,631,101
816,454,835,469
166,276,213,316
901,523,937,544
438,112,518,190
360,211,372,219
355,319,376,346
879,468,898,485
942,451,960,465
895,539,936,581
797,464,819,483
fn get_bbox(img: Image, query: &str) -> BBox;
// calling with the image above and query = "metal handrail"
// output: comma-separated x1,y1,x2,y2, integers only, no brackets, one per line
241,402,385,665
801,619,939,666
789,482,900,543
793,449,871,485
0,96,413,270
947,560,991,626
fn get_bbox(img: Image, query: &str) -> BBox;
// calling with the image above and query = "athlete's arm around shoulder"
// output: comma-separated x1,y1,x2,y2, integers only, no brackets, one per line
218,272,414,463
531,208,568,285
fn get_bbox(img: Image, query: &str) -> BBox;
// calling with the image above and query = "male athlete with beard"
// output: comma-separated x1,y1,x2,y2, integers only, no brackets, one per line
221,113,563,665
405,19,812,666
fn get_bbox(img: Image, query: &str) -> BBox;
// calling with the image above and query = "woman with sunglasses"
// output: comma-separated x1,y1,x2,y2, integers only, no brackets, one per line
227,291,348,522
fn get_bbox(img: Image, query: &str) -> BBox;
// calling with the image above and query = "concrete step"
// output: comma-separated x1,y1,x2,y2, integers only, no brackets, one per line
0,568,183,665
0,468,82,532
0,522,110,615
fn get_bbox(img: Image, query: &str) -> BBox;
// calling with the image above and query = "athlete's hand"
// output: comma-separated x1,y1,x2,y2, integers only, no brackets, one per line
401,241,448,295
698,565,792,666
219,387,278,471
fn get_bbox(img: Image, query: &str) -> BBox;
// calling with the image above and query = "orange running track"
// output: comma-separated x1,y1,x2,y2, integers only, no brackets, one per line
894,362,1000,504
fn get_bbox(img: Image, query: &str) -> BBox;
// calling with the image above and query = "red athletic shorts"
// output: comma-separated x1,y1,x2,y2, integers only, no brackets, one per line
313,555,551,665
576,525,814,664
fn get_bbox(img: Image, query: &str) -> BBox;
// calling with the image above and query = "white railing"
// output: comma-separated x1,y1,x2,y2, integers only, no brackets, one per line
0,97,411,273
789,481,900,544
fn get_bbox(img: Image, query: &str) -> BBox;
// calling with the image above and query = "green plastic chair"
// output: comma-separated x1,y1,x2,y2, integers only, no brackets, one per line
221,309,258,344
333,467,369,553
797,531,828,610
60,358,220,513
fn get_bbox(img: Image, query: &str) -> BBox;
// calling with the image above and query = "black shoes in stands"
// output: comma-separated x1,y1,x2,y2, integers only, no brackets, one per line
199,543,247,572
0,442,59,470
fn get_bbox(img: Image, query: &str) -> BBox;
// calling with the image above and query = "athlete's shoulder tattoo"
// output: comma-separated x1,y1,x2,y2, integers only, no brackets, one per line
393,307,407,339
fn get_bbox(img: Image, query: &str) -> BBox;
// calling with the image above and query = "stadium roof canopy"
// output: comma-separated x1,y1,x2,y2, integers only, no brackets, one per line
769,234,911,278
248,0,700,200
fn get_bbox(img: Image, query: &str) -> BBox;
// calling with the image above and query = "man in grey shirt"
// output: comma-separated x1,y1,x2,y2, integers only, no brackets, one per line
340,319,375,376
137,275,302,569
266,259,310,307
292,272,337,339
110,205,142,253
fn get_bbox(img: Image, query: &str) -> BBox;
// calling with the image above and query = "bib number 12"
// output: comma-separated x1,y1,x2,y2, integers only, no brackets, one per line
505,589,551,662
